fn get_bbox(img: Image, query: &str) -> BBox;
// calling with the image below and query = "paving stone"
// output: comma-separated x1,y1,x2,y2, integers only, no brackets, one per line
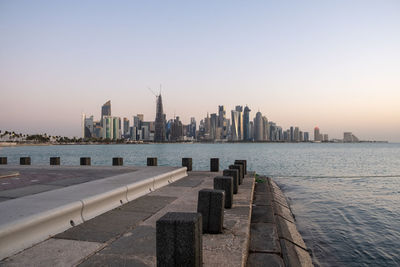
55,210,151,243
44,177,94,186
247,253,285,267
280,239,313,267
254,182,268,192
249,223,281,253
79,254,149,267
0,197,12,202
119,195,177,213
99,225,156,257
2,238,103,267
273,202,295,223
276,216,307,250
169,178,202,187
253,192,273,206
0,184,63,198
251,205,275,224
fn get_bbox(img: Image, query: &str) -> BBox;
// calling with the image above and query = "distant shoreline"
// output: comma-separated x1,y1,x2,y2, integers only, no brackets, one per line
0,140,391,147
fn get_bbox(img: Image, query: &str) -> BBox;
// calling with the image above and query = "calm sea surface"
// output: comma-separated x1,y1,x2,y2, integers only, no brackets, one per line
1,143,399,266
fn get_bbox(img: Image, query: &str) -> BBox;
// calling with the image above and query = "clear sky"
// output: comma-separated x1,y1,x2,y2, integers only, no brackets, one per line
0,1,399,141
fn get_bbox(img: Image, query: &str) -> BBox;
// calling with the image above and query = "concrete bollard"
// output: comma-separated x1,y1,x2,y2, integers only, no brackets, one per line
234,160,247,175
210,158,219,172
112,157,123,166
20,157,31,165
197,189,225,234
80,157,91,166
50,157,60,165
214,176,233,209
229,164,243,185
156,212,202,267
182,158,193,171
0,157,7,165
223,169,239,194
147,157,158,166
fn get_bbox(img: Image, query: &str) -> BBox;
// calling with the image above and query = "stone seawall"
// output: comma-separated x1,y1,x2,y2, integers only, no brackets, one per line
247,176,313,267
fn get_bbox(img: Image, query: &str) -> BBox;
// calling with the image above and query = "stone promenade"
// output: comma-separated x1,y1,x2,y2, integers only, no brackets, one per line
0,167,313,266
1,170,255,267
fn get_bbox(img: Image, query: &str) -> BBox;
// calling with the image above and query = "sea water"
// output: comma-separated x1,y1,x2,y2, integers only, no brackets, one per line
1,143,399,266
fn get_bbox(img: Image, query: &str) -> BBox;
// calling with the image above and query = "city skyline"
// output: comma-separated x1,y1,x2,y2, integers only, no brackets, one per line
77,98,365,143
1,1,399,141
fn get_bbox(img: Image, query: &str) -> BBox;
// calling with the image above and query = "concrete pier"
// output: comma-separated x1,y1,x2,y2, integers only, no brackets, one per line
0,164,313,266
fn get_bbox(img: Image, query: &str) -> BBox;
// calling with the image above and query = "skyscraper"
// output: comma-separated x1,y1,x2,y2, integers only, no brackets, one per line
82,114,94,138
235,106,243,140
314,127,321,141
231,110,240,141
101,100,111,127
254,112,263,141
210,113,217,140
154,94,166,142
218,105,226,127
243,106,251,141
123,117,129,137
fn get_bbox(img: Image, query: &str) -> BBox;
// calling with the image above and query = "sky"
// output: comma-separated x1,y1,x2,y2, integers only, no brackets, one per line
0,0,399,141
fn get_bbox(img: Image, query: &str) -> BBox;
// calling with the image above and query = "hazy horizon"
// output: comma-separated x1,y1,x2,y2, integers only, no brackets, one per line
1,1,399,141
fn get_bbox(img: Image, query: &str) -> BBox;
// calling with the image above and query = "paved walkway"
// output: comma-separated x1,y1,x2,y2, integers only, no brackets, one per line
1,171,255,267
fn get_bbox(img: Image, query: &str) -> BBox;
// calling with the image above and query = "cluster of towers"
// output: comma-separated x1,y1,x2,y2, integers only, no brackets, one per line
82,96,317,142
197,105,310,142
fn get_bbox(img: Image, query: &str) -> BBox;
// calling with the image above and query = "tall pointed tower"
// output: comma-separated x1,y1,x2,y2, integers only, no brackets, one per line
154,94,166,142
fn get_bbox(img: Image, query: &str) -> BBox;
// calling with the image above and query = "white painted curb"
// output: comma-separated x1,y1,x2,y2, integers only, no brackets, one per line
0,201,84,261
0,167,187,260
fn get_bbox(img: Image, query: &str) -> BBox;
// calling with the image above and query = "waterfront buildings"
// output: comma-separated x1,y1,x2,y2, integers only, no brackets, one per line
81,99,322,143
314,127,322,141
343,132,359,142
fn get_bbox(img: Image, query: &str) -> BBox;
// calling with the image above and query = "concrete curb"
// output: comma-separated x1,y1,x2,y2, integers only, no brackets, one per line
0,167,187,260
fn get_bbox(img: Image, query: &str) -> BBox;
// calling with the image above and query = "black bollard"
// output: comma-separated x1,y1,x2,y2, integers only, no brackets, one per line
147,157,157,166
210,158,219,172
229,164,243,184
182,158,193,171
197,189,225,234
214,176,233,209
223,169,239,194
112,157,123,166
80,157,91,166
234,160,247,175
50,157,60,165
156,212,202,267
0,157,7,165
20,157,31,165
